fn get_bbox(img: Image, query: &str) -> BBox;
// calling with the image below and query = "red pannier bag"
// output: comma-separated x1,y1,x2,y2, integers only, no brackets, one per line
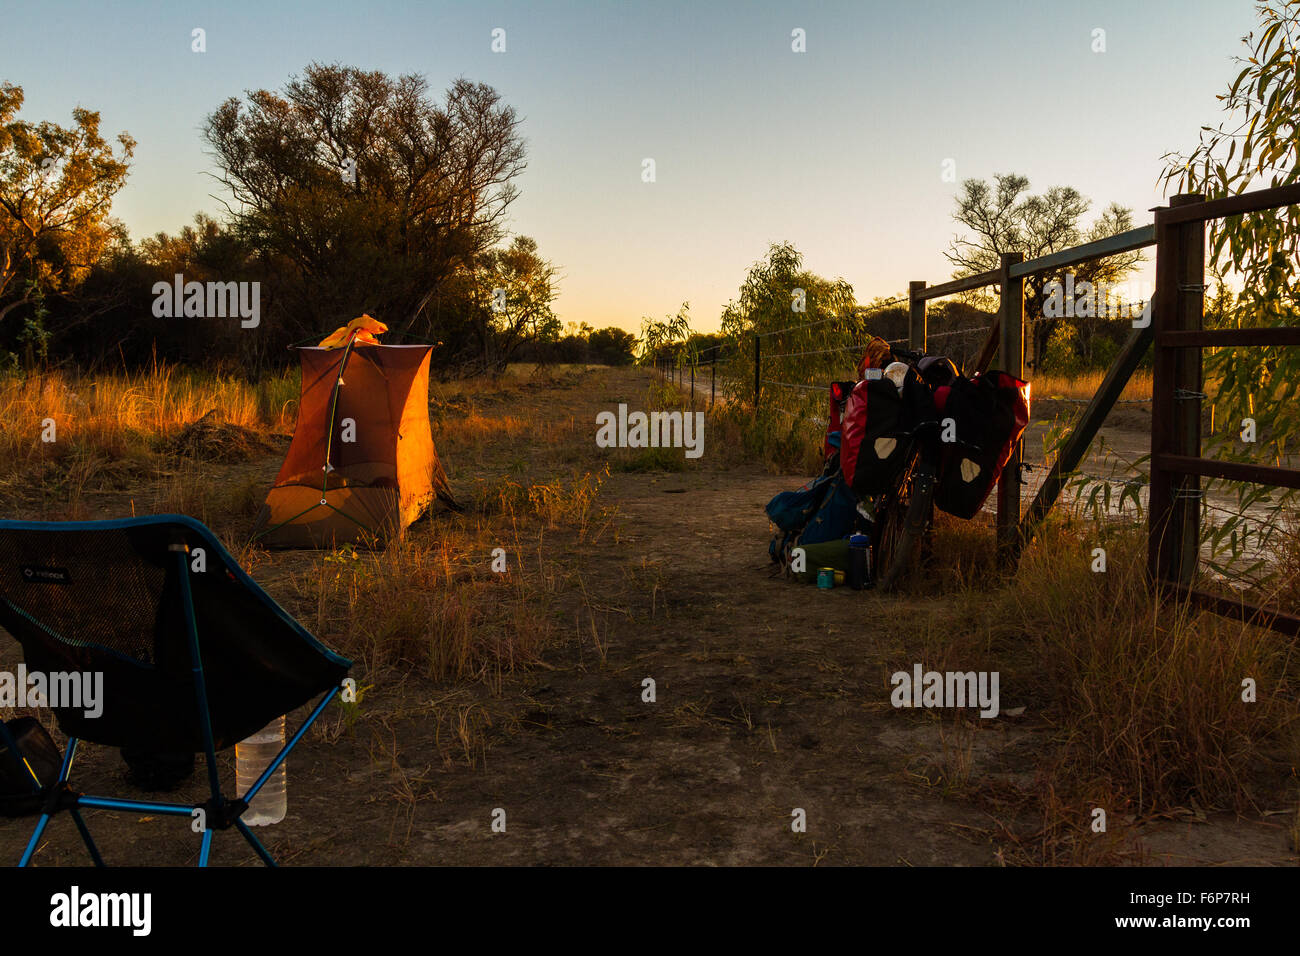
933,370,1030,519
840,368,937,498
823,381,857,461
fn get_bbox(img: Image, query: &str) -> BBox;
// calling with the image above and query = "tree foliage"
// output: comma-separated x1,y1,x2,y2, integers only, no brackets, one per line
1162,0,1300,464
718,242,857,414
204,63,526,339
0,83,133,344
945,173,1142,371
638,303,693,366
461,235,559,370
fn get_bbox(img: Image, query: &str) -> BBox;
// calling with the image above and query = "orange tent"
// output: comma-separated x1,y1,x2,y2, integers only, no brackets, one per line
254,343,455,548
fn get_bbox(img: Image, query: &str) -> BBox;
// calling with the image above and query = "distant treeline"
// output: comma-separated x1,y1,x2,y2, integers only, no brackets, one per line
513,325,638,366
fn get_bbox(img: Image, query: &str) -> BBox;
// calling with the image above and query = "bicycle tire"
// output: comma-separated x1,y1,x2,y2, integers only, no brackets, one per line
875,458,937,593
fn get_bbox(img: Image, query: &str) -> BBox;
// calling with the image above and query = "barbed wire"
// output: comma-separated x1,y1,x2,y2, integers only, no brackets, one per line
1034,468,1289,524
762,345,882,359
761,379,830,392
1018,462,1148,487
1201,497,1296,528
1041,396,1153,404
756,294,908,339
768,404,827,426
1059,469,1149,487
925,325,992,341
755,315,842,339
854,294,911,312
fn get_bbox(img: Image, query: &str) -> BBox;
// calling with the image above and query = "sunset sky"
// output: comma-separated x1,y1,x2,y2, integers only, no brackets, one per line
1,0,1260,333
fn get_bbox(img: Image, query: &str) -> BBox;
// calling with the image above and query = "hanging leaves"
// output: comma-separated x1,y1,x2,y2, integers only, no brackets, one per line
1160,1,1300,466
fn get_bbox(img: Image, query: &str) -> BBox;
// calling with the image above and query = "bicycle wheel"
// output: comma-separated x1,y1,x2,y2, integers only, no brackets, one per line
874,455,936,593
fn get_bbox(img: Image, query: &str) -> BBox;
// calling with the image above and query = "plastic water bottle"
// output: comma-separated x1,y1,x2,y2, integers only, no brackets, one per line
235,716,286,825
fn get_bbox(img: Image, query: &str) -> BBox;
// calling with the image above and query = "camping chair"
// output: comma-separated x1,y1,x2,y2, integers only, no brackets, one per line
0,514,351,867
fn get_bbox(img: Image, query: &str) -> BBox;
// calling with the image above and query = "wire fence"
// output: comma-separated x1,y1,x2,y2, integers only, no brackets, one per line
751,292,1002,426
654,352,728,407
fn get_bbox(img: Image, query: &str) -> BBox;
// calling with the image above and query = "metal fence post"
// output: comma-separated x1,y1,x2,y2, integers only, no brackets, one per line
909,280,927,352
1148,193,1206,586
997,252,1024,566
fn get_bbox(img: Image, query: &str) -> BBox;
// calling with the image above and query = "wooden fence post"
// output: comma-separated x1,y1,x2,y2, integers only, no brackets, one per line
909,281,927,352
690,360,695,401
754,336,761,410
1148,193,1206,586
997,252,1024,565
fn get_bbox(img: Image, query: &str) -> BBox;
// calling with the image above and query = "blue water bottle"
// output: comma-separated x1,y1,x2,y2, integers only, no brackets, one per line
848,534,871,590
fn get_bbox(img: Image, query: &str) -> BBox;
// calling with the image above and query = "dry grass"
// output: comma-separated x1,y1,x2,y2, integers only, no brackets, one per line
297,529,558,689
5,359,1293,864
0,366,297,511
921,519,1300,834
1273,509,1300,611
1031,369,1153,403
287,465,614,688
884,516,1300,863
0,361,617,695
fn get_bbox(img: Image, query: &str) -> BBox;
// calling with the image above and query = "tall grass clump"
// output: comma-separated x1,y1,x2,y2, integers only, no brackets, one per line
302,532,557,688
1032,369,1152,403
0,365,297,480
967,520,1298,815
705,403,823,474
298,467,611,684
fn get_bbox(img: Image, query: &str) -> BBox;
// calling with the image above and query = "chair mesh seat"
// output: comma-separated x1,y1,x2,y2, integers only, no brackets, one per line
1,527,166,662
0,516,351,752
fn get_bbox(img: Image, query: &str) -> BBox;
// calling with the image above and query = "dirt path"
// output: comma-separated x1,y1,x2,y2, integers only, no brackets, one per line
385,468,1025,866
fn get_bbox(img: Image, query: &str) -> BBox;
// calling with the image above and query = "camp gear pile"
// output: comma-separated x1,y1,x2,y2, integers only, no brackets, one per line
767,349,1029,582
766,461,870,570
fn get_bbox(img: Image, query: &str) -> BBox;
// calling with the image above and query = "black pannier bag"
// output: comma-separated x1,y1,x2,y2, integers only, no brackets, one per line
841,367,938,498
933,370,1030,519
0,716,62,817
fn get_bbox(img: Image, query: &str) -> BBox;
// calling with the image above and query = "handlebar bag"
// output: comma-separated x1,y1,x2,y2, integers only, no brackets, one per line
934,370,1030,519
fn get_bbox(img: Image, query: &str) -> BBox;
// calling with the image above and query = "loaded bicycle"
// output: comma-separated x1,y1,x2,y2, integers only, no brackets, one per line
831,344,1030,592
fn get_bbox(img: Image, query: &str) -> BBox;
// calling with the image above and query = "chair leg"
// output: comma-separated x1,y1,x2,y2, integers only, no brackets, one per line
235,818,278,867
18,736,81,867
69,808,105,867
197,827,214,867
18,813,51,867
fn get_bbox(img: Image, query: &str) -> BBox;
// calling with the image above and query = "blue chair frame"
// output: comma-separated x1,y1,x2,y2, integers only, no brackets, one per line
0,515,351,867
